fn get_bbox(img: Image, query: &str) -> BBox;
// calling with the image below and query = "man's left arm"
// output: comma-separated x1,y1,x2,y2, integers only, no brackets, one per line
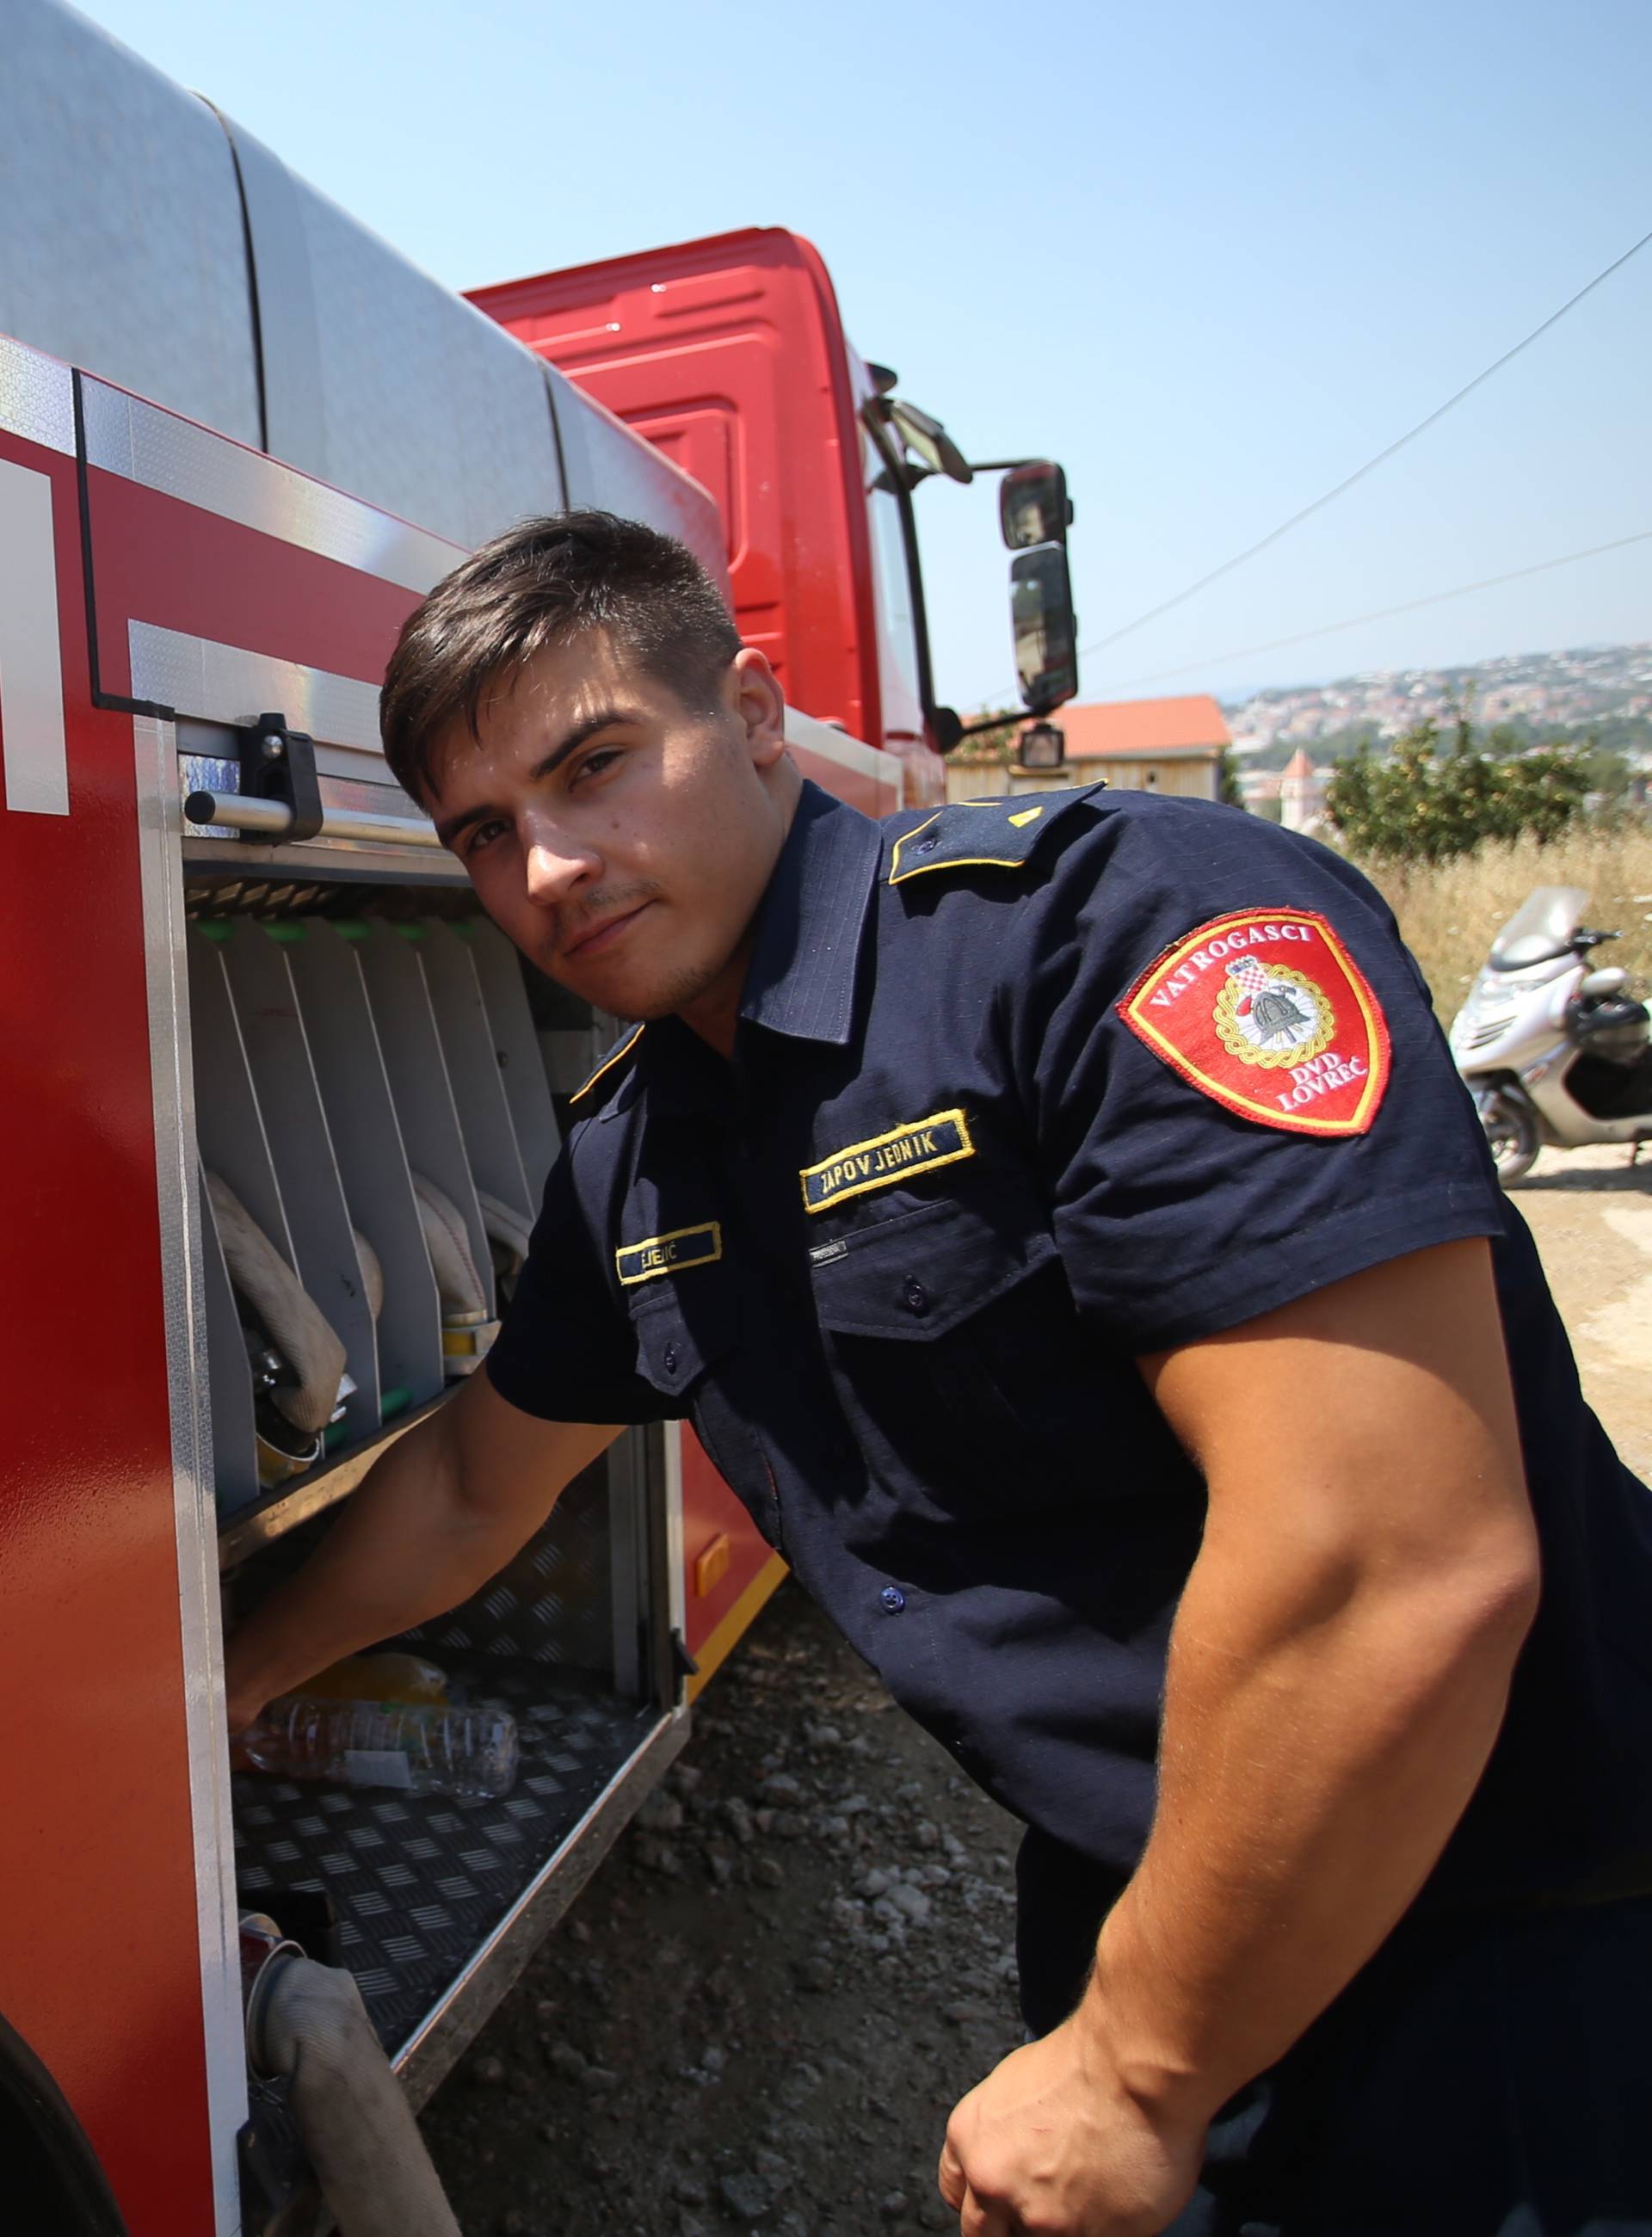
940,1236,1540,2237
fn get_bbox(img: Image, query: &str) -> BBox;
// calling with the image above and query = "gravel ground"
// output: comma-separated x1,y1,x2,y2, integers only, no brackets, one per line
420,1589,1026,2237
1513,1143,1652,1481
419,1145,1651,2237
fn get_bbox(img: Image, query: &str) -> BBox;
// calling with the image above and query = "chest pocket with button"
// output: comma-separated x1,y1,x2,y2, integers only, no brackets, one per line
627,1273,790,1546
808,1198,1103,1517
627,1279,736,1413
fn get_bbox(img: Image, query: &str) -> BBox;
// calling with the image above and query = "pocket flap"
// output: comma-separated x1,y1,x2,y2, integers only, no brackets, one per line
811,1201,1056,1341
629,1285,736,1399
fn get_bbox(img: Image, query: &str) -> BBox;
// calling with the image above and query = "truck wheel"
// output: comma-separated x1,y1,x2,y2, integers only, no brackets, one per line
1479,1091,1539,1187
0,2012,129,2235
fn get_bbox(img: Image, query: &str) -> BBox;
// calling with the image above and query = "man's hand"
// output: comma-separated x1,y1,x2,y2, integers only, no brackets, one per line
221,1371,620,1734
938,2012,1204,2237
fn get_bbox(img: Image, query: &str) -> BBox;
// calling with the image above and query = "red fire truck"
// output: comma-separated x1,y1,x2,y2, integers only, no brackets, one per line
0,5,1077,2230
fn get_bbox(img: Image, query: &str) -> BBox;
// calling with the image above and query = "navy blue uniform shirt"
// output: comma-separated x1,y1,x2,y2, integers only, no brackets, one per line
488,780,1652,1913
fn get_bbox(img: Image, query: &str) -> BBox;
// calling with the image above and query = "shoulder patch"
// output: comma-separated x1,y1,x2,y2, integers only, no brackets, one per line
1118,909,1390,1136
888,784,1106,885
570,1023,645,1110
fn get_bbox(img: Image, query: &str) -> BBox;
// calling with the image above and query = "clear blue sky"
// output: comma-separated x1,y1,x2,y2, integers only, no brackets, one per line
75,0,1652,714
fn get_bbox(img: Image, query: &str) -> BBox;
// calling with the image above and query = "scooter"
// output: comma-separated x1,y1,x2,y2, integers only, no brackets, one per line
1449,884,1652,1186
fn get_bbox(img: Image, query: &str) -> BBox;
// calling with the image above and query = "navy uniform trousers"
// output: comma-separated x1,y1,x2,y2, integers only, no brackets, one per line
1018,1826,1652,2235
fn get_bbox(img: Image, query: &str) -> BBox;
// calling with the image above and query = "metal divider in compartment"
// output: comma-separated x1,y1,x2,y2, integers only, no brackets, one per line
349,921,495,1327
213,922,379,1443
413,922,534,1229
196,1165,260,1517
278,921,445,1415
188,926,299,1273
188,927,306,1517
440,919,561,1205
201,908,571,1553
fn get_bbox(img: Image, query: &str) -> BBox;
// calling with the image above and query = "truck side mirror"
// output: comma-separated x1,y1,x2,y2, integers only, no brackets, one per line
1000,461,1072,550
1010,542,1079,715
886,398,974,486
929,706,965,755
1017,721,1066,770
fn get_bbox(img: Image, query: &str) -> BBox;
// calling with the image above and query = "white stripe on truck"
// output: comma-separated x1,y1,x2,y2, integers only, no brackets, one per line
0,457,70,815
783,706,904,802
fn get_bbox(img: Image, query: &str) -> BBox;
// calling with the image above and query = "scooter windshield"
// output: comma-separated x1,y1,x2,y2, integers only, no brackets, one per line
1489,885,1591,971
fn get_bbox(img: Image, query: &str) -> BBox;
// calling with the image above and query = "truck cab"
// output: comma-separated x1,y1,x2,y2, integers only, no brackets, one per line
471,228,950,797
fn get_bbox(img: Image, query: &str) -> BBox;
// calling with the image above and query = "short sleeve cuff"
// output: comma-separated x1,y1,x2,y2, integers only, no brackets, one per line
483,1341,672,1427
1073,1180,1506,1353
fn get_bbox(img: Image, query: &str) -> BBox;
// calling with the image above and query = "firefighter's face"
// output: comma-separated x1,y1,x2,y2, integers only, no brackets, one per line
428,632,797,1038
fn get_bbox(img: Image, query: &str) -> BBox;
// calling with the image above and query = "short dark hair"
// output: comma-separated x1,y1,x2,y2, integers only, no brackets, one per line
379,510,740,801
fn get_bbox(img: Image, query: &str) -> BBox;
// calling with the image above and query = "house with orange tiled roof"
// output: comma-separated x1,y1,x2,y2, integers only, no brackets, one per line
945,693,1230,803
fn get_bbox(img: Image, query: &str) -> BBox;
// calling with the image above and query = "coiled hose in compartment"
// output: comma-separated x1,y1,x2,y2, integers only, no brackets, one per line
208,1175,348,1435
250,1952,460,2237
411,1174,499,1376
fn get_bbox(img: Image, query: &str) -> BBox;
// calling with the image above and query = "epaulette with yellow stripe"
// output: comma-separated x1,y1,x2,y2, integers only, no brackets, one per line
887,783,1106,885
569,1023,645,1111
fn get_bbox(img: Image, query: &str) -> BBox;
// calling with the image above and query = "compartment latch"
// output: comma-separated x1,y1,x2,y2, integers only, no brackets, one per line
239,712,324,844
669,1628,700,1703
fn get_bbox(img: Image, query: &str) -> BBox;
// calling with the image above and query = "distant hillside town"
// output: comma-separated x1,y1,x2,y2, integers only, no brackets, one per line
944,643,1652,839
1225,643,1652,763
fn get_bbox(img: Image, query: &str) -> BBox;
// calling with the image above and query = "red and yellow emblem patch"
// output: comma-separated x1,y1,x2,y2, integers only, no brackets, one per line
1119,909,1390,1136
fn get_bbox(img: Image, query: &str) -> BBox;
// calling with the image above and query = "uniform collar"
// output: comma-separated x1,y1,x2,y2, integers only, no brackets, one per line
623,780,881,1119
737,778,882,1047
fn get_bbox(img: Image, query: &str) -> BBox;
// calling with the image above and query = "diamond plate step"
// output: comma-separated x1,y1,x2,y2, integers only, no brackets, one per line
232,1661,654,2055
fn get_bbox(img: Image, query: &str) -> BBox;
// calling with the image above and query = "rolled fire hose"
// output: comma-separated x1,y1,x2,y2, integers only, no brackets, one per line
208,1175,348,1436
249,1950,460,2237
411,1174,499,1375
476,1188,533,1291
352,1229,385,1322
209,1175,350,1486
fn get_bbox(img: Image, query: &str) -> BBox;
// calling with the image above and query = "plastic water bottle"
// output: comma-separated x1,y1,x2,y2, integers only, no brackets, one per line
241,1696,519,1800
295,1652,459,1708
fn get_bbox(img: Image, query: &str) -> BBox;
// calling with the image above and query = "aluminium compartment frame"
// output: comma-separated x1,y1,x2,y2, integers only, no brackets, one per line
141,695,687,2147
133,710,250,2232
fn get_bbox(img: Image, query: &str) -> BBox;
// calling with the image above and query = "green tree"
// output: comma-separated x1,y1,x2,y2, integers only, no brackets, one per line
1217,745,1246,808
1324,715,1591,865
1578,743,1632,803
947,709,1024,767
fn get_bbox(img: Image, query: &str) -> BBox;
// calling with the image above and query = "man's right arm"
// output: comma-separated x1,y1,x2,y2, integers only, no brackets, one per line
223,1371,621,1731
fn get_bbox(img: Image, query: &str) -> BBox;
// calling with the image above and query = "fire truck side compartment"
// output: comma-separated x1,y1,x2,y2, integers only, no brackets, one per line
195,856,674,2068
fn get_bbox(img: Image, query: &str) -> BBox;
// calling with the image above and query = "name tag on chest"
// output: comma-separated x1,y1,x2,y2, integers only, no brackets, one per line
615,1221,723,1285
799,1109,974,1214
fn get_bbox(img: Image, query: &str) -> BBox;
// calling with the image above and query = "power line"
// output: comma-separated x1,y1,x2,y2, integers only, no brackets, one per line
1100,529,1652,691
1079,224,1652,662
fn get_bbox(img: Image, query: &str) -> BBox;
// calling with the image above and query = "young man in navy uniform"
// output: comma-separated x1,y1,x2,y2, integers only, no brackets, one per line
228,515,1652,2235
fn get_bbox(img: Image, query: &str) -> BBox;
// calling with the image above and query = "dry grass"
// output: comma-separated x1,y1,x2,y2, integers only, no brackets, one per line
1350,823,1652,1020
